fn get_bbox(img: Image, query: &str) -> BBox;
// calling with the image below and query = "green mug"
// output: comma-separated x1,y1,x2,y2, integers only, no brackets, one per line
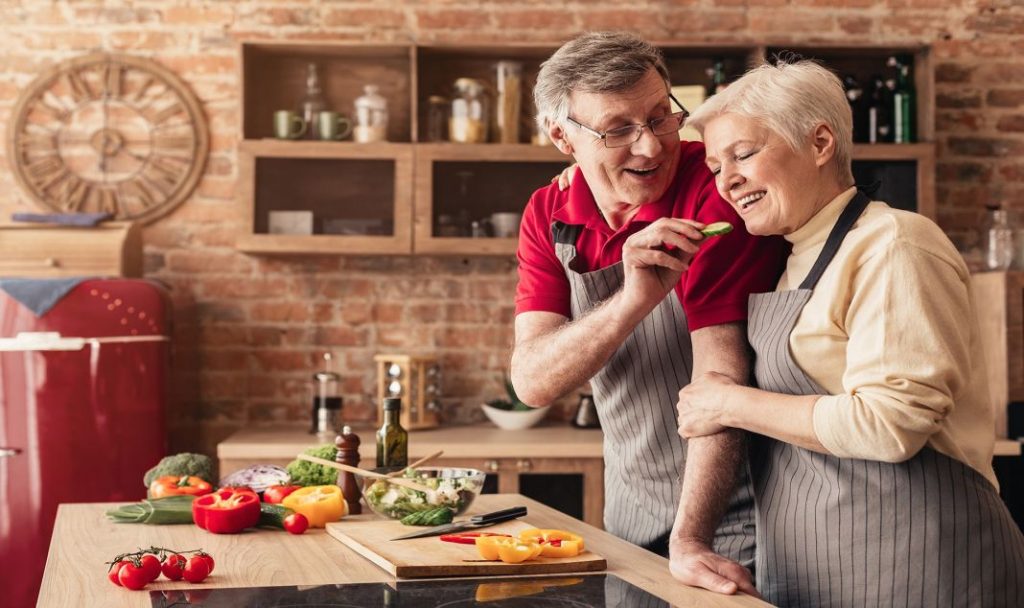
273,110,306,139
318,111,353,141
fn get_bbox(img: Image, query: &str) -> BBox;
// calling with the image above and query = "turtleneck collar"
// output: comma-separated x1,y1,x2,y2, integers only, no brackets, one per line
784,186,858,255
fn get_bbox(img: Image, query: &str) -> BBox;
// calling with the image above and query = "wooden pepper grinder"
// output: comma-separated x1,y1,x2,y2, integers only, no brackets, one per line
335,425,362,515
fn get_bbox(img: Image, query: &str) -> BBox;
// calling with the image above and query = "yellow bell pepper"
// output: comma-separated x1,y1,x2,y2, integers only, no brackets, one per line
475,536,542,563
539,539,582,558
281,485,347,527
518,528,585,551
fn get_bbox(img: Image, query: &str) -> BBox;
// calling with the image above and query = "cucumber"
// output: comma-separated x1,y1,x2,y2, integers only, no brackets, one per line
400,506,454,526
701,221,733,237
258,503,295,529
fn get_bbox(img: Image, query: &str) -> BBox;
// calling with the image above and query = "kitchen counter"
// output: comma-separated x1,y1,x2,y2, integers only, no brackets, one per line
217,423,604,464
36,493,769,607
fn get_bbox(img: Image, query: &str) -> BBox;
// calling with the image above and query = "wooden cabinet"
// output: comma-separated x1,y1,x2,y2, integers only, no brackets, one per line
972,271,1024,441
236,41,936,256
0,221,142,277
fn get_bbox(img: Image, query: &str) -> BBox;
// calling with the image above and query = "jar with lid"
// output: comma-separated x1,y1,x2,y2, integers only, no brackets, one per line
449,78,489,144
354,84,388,143
311,352,343,442
981,203,1015,271
426,95,449,142
495,61,523,144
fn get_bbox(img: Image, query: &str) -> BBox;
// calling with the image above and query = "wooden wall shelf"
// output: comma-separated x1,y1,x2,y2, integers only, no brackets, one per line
236,41,936,256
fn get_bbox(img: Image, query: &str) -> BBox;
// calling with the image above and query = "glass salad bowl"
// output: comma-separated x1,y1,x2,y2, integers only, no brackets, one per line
359,466,486,520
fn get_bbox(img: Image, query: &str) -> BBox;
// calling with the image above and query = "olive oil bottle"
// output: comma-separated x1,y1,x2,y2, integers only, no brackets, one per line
376,397,408,469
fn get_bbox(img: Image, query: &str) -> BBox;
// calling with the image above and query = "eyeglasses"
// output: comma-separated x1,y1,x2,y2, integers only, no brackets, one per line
565,94,689,149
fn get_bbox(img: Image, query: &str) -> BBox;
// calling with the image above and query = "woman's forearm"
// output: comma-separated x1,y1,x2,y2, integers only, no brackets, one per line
723,387,831,454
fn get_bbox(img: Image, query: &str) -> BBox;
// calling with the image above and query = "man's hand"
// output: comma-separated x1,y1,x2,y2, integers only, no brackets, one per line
553,163,578,190
669,537,759,597
621,218,704,313
677,371,737,438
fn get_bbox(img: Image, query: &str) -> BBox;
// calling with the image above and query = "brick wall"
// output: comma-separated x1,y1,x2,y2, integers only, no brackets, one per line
1,0,1021,456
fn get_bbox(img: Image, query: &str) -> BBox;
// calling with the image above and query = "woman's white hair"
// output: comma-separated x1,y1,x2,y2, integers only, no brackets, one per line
534,31,670,132
687,60,855,184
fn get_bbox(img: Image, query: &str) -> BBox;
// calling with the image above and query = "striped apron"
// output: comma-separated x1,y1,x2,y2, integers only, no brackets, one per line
747,191,1024,606
553,221,756,565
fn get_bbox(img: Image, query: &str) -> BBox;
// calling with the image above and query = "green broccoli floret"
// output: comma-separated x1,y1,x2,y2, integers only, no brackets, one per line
143,452,215,487
286,444,339,486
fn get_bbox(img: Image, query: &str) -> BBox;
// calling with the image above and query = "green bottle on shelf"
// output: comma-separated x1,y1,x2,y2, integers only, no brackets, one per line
376,397,408,469
889,56,916,143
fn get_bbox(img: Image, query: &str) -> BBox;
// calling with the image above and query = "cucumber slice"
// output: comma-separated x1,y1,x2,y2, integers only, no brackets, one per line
701,221,733,237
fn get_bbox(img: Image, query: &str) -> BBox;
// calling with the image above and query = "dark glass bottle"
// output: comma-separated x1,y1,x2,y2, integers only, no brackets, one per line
843,74,868,143
890,56,916,143
376,397,408,469
706,59,726,97
866,75,893,144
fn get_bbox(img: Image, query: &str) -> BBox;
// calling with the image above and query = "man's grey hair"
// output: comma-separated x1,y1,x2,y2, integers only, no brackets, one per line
687,60,855,185
534,31,670,132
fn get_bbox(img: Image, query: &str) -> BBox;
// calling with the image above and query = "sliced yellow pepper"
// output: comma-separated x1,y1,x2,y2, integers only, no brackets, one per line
518,528,584,551
539,539,582,558
281,485,347,527
496,541,540,564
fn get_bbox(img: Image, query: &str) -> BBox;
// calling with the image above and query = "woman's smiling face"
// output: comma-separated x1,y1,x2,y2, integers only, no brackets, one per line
702,113,827,236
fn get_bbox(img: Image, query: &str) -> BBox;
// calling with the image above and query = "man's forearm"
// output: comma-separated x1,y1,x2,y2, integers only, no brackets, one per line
511,291,652,406
672,323,750,544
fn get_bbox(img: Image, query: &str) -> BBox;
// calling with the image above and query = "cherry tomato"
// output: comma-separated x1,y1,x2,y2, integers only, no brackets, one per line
183,555,211,583
107,560,128,587
283,512,309,535
139,554,161,583
161,553,187,581
118,562,150,590
195,551,215,575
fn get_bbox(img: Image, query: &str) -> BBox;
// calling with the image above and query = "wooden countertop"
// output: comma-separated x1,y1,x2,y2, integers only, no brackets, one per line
37,494,769,608
217,423,605,461
218,423,1021,460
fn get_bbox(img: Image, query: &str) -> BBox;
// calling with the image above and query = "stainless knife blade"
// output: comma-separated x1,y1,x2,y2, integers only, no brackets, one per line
390,506,527,540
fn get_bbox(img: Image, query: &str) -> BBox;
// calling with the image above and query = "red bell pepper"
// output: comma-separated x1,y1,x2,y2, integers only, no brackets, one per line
192,488,261,534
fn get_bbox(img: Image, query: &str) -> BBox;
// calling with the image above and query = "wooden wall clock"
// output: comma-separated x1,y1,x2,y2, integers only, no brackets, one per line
6,53,209,223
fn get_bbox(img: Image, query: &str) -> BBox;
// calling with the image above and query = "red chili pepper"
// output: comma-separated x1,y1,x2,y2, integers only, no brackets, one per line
439,532,511,545
192,488,261,534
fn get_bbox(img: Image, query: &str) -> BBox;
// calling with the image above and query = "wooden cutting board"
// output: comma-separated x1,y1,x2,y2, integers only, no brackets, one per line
326,518,607,578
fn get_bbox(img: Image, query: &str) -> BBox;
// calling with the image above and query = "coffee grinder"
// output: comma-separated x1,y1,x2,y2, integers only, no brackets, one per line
312,352,343,441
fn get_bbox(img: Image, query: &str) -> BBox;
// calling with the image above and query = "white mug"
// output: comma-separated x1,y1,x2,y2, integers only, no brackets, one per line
490,212,521,238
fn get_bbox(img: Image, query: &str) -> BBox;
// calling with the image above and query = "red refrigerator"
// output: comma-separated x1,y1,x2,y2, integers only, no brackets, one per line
0,278,169,608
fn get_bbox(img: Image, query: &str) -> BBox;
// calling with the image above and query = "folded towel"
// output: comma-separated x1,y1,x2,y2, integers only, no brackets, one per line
10,212,114,227
0,278,91,316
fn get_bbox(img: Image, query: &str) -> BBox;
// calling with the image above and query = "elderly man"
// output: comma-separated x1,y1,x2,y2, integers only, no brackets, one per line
510,32,787,595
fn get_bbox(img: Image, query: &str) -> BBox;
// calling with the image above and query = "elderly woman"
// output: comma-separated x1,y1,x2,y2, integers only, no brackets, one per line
676,59,1024,606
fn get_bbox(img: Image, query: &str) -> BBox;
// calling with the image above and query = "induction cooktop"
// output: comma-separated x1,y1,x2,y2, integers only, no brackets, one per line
148,573,670,607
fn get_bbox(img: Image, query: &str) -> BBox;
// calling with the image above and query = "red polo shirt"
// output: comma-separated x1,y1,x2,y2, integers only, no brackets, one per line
515,141,788,331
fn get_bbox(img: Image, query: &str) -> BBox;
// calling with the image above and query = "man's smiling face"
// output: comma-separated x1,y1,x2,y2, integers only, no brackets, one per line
552,68,681,219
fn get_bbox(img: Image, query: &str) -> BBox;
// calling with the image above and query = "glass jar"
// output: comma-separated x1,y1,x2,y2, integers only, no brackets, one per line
298,63,328,140
449,78,488,143
495,61,523,144
354,84,388,143
426,95,448,142
982,203,1014,271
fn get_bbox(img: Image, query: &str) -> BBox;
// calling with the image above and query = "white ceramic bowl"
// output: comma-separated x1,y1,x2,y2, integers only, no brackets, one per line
480,403,550,430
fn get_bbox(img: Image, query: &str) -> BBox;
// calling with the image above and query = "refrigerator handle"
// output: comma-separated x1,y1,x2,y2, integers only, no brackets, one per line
0,448,22,458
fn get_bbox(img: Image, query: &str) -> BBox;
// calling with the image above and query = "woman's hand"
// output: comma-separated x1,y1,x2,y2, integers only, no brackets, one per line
551,163,578,190
677,372,738,438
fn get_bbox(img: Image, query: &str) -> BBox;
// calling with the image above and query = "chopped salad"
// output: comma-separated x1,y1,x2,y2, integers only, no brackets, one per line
363,468,483,519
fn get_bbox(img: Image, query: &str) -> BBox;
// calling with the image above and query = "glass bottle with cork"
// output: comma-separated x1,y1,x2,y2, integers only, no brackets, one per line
888,55,916,143
376,397,408,469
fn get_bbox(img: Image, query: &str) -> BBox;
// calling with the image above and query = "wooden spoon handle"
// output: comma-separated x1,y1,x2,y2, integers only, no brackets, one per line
386,450,445,477
296,454,434,494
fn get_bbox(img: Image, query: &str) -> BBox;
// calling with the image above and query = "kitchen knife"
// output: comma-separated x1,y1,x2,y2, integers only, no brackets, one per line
390,506,528,540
